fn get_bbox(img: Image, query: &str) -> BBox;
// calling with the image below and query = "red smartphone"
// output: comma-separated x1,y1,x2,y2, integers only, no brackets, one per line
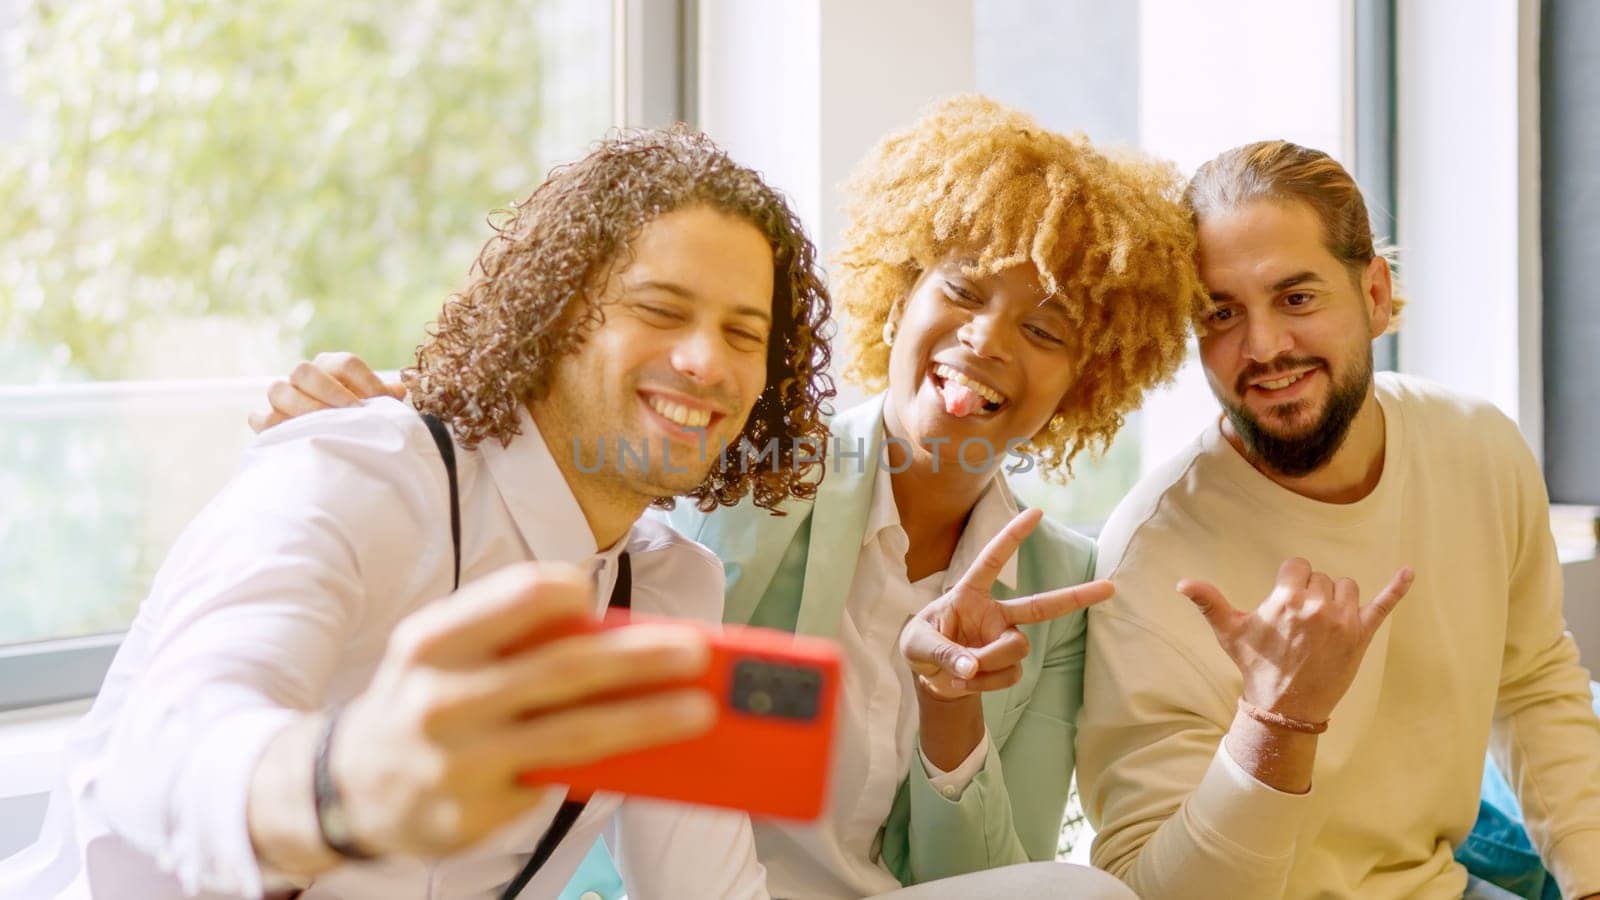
510,609,842,821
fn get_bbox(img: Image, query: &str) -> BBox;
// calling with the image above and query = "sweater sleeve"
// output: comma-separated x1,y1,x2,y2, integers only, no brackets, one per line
901,614,1081,882
1078,600,1318,900
1491,418,1600,899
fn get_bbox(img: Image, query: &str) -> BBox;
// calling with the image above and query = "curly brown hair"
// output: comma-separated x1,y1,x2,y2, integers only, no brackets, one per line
834,94,1209,476
405,126,835,512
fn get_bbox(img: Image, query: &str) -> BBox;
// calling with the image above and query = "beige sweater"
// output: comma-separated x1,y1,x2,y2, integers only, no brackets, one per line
1078,374,1600,899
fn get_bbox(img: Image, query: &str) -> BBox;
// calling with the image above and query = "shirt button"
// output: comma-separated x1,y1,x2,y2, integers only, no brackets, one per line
579,892,604,900
942,785,960,799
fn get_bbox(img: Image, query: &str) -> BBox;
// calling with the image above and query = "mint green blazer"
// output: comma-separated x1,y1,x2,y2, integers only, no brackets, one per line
662,393,1097,885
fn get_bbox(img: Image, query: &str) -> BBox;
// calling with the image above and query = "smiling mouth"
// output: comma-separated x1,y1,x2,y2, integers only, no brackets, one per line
1248,367,1318,394
641,392,720,430
931,363,1009,416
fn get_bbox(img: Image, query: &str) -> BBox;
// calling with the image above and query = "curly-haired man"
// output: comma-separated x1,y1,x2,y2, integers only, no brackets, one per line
0,127,832,899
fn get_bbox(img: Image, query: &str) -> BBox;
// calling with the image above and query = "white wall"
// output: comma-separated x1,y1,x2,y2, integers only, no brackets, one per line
696,0,823,242
1396,0,1543,452
698,0,974,266
974,0,1139,147
697,0,974,407
1136,0,1349,175
1133,0,1350,474
813,1,973,263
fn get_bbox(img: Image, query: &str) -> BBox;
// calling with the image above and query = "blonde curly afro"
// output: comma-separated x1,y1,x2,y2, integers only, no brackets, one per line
834,94,1208,475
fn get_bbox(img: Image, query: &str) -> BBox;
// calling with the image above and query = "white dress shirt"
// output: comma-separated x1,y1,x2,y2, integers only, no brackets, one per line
754,461,1017,899
0,398,766,900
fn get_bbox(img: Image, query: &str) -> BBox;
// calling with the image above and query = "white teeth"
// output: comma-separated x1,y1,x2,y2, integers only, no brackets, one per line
1258,371,1307,391
648,396,711,428
933,364,1006,406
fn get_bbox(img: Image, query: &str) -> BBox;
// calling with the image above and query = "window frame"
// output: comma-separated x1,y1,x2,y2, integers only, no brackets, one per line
0,636,121,713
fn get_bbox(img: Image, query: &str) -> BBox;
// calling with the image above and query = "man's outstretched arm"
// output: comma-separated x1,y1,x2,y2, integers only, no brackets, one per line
247,563,718,880
90,413,717,895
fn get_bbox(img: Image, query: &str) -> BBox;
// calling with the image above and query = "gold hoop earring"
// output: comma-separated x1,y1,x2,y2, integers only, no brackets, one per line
882,320,895,347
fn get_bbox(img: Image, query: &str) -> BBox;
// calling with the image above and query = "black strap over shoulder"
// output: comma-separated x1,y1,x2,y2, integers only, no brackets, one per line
500,801,584,900
419,412,460,591
420,406,630,900
499,553,631,900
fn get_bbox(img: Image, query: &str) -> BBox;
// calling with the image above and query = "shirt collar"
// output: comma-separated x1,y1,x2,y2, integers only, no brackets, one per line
860,456,1021,592
862,462,903,548
478,406,606,565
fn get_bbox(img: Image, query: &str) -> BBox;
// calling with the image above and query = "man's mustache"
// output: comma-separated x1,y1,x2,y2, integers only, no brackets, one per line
635,375,742,418
1234,356,1327,396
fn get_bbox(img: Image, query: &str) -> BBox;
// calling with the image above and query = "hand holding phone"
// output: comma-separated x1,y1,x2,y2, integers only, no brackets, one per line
511,610,842,821
261,563,715,866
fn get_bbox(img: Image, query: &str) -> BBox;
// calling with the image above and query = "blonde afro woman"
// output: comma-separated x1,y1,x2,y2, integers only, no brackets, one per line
677,92,1205,899
836,93,1205,475
258,95,1205,899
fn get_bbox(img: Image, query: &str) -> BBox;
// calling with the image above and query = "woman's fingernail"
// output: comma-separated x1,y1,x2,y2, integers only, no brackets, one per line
955,656,977,677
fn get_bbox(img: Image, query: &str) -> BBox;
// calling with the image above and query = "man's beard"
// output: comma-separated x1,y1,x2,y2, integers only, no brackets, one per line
1221,350,1373,478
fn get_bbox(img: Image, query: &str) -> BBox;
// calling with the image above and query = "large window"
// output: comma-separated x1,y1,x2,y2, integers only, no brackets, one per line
0,1,614,662
971,0,1357,530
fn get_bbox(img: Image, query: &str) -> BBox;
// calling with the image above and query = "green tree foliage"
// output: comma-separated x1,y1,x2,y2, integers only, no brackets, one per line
0,0,608,382
0,0,607,644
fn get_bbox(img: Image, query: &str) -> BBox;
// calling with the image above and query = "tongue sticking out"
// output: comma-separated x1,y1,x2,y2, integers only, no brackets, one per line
939,379,986,418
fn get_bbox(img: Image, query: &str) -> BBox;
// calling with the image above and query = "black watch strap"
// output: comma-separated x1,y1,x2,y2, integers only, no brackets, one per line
312,708,375,861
